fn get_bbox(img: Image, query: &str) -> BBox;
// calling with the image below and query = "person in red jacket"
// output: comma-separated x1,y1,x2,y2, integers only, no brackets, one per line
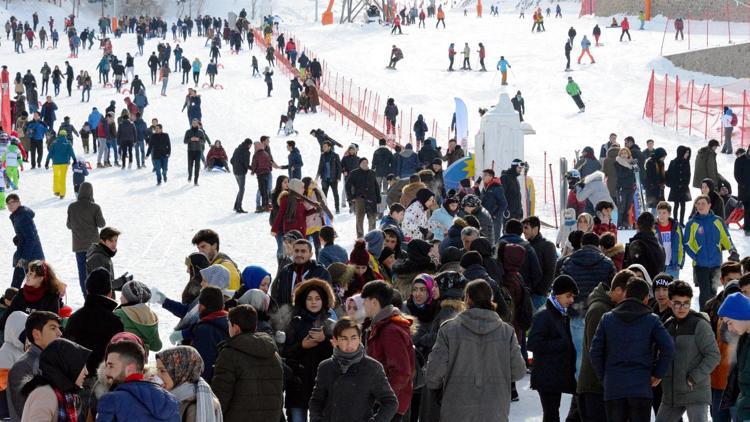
272,178,318,235
361,280,415,421
619,16,631,41
205,140,229,171
592,200,617,236
478,42,487,71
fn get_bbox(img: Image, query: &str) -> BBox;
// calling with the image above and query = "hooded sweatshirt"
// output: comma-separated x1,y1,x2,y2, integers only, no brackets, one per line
113,304,162,352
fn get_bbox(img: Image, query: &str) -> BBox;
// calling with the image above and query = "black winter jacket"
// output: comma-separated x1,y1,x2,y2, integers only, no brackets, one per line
64,294,124,374
624,231,666,280
317,151,342,182
346,168,380,203
270,261,332,307
372,146,395,178
666,146,692,202
559,246,617,311
230,145,251,175
528,300,577,394
500,168,523,219
146,132,171,159
528,233,558,295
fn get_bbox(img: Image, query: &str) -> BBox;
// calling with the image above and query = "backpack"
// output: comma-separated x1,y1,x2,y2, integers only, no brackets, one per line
624,238,659,278
731,113,738,127
503,272,534,330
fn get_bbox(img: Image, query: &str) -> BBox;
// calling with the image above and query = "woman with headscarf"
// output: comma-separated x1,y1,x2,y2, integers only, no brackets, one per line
21,338,91,422
345,294,366,325
237,289,276,336
239,265,271,294
282,279,335,422
402,188,435,242
576,212,594,233
155,346,223,422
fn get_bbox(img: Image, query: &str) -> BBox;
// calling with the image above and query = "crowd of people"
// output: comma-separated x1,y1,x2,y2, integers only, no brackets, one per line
2,4,750,422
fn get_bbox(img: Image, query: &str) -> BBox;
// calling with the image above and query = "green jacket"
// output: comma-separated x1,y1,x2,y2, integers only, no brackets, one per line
113,304,162,352
661,311,720,406
566,81,581,96
211,332,284,422
577,282,615,394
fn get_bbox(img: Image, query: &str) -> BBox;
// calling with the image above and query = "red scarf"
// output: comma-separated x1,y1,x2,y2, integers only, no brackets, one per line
52,387,78,422
23,285,46,303
124,373,145,383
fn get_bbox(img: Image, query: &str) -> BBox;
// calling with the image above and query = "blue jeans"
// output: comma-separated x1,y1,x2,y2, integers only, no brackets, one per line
135,141,146,167
275,234,284,260
571,315,584,377
257,170,273,208
76,251,87,297
161,77,168,95
152,158,168,184
665,265,680,279
107,139,118,162
286,407,308,422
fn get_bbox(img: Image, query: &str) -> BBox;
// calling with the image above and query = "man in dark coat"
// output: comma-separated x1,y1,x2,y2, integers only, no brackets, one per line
523,216,559,308
734,148,750,236
623,212,666,280
309,318,398,422
480,168,508,242
371,139,395,190
116,113,137,169
212,304,284,422
589,278,675,421
442,138,465,166
317,140,343,213
86,227,131,291
693,139,720,189
183,119,207,186
270,239,331,308
66,182,106,296
145,123,171,185
499,219,544,296
500,159,524,220
230,139,252,213
417,138,440,168
6,194,45,288
64,267,124,379
346,158,381,238
281,140,303,179
624,136,645,174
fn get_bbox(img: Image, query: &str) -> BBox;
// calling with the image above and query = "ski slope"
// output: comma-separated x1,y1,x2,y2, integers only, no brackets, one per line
0,1,748,420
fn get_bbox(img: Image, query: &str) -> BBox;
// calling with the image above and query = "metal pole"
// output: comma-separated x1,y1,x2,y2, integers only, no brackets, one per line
549,163,558,228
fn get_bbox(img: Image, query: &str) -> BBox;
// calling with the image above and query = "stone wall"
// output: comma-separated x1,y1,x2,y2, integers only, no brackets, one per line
665,42,750,78
593,0,750,22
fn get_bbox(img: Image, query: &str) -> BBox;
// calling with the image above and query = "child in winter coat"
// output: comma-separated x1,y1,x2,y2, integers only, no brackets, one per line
2,140,22,190
599,232,625,270
556,208,577,251
79,122,91,154
71,156,88,196
113,280,162,352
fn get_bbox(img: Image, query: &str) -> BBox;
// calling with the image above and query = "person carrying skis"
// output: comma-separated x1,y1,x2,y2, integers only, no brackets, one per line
566,77,585,113
496,56,510,85
578,35,595,64
461,43,471,70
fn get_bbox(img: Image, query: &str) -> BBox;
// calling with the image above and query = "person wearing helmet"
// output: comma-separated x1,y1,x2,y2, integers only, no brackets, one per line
565,169,585,216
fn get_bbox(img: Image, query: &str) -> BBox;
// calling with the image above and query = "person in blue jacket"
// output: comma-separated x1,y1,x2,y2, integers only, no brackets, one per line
6,194,45,288
98,341,180,421
589,278,675,421
87,107,103,131
182,89,201,125
684,194,737,308
44,131,76,199
281,140,303,179
396,143,420,178
134,112,148,169
25,113,48,169
190,286,228,382
496,56,511,85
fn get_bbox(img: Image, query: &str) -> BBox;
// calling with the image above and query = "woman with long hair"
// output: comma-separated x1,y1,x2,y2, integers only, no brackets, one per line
302,177,332,257
615,147,636,229
282,279,335,422
270,175,289,264
272,178,319,241
0,260,63,331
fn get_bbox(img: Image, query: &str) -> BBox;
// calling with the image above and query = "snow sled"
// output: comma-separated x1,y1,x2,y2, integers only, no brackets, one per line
727,206,745,230
206,165,228,172
32,46,40,50
120,89,131,95
230,50,239,55
46,46,54,50
104,83,113,88
217,64,225,69
67,54,78,58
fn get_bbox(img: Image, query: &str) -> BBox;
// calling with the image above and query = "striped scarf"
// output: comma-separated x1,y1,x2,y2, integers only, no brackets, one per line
52,387,78,422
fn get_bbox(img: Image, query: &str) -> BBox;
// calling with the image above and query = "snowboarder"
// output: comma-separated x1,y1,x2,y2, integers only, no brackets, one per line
388,45,403,69
511,91,525,122
496,56,510,85
566,77,585,113
578,35,595,64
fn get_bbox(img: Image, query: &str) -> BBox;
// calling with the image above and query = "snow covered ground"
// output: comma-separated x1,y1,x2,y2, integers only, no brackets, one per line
0,0,748,419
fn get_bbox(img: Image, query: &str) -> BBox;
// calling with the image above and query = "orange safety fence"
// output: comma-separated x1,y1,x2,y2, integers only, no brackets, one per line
643,70,749,148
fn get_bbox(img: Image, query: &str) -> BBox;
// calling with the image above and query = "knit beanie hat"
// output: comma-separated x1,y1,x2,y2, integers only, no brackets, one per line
241,265,271,291
121,280,151,304
327,262,354,288
379,247,395,262
552,275,579,296
652,272,673,293
435,271,467,300
460,194,481,209
460,250,483,269
199,286,225,314
718,292,750,321
199,265,231,290
413,274,435,304
441,246,462,264
416,188,435,207
289,178,304,195
86,268,112,296
364,230,385,257
349,239,370,266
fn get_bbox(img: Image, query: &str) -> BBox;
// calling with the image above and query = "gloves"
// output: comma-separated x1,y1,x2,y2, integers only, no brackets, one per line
149,287,166,305
169,330,184,345
112,272,133,291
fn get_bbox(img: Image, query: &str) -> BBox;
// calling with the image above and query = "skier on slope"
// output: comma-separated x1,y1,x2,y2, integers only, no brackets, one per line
462,43,471,70
566,77,585,113
448,43,456,71
388,45,403,69
496,56,510,85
